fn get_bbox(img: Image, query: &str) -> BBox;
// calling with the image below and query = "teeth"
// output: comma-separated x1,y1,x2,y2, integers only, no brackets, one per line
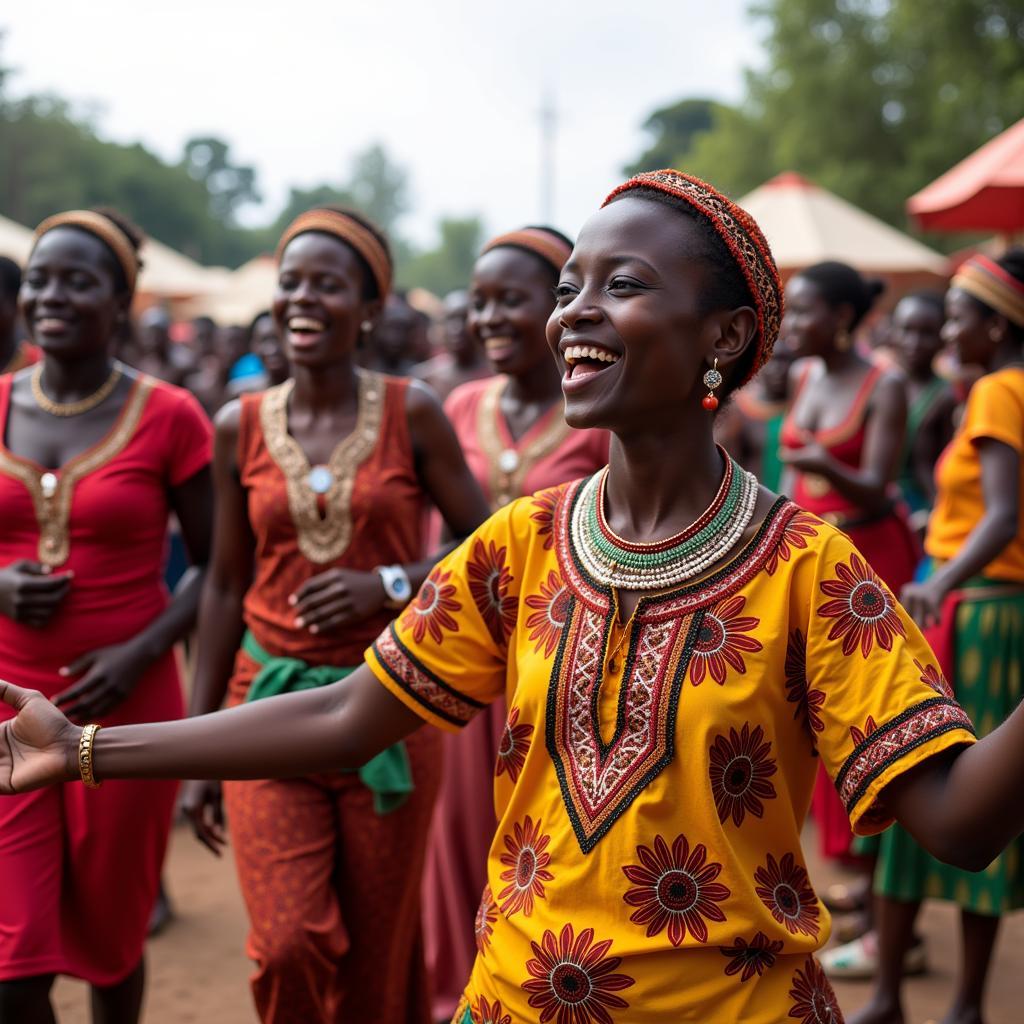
563,345,621,366
288,317,325,332
484,337,514,351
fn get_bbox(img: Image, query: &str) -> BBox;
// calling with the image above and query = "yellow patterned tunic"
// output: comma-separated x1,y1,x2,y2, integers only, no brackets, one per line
365,480,976,1024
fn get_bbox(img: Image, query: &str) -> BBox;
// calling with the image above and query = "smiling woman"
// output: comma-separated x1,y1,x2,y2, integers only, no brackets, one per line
0,208,214,1024
4,176,1024,1024
175,206,491,1024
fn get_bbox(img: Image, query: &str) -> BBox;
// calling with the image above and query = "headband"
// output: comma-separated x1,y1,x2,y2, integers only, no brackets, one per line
482,227,573,274
34,211,139,293
951,255,1024,328
603,170,783,385
276,210,392,298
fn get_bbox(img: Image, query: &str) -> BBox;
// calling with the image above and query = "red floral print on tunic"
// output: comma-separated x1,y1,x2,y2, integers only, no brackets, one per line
498,816,554,918
708,723,778,827
525,569,570,657
915,658,954,698
817,553,906,658
849,715,878,747
530,487,563,550
399,567,461,645
764,511,819,576
754,852,820,938
468,538,517,646
784,629,825,743
475,885,497,955
720,931,785,982
788,956,843,1023
523,924,635,1024
473,996,512,1024
495,705,533,784
622,833,731,946
689,594,763,686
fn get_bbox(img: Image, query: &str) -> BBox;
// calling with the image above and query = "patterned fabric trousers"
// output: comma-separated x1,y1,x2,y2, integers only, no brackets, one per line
223,726,441,1023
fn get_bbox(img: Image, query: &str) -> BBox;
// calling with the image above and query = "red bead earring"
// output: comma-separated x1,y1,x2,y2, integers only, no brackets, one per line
702,358,722,411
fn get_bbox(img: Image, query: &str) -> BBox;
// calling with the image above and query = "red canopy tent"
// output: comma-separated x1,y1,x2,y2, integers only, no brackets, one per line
907,118,1024,236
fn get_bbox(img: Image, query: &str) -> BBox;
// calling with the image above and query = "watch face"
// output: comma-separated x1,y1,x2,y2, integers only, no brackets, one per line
393,576,411,598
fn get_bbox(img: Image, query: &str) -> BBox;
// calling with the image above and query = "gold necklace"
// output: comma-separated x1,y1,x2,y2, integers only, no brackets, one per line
31,362,123,417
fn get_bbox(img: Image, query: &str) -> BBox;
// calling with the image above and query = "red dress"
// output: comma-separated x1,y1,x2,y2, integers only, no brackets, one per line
780,364,919,861
423,375,610,1020
223,374,441,1024
0,373,212,985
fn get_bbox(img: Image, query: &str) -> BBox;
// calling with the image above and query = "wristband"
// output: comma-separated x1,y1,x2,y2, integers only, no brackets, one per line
78,723,102,789
377,564,413,609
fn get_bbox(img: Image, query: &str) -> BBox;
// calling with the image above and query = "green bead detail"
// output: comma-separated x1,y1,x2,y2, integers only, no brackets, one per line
584,459,744,570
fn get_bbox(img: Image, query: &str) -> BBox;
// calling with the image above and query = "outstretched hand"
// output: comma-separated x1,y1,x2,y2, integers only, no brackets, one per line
0,682,79,795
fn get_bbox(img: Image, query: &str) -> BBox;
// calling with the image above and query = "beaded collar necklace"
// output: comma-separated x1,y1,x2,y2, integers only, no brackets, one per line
572,450,759,590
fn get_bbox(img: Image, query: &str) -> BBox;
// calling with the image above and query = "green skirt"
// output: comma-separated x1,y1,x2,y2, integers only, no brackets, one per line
875,585,1024,915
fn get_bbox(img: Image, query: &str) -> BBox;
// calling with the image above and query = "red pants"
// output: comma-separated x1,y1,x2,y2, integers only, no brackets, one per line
222,726,441,1024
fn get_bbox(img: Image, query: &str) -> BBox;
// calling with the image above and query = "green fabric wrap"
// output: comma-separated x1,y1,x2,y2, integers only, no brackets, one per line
241,630,413,815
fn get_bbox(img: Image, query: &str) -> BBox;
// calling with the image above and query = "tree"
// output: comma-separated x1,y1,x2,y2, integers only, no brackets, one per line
397,216,484,296
182,136,260,225
624,98,722,175
346,144,409,237
628,0,1024,231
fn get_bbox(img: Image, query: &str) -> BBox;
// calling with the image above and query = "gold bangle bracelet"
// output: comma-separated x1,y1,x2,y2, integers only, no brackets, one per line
78,724,102,789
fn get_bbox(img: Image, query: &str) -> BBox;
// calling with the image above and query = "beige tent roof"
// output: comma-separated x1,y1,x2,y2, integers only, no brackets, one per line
0,214,34,262
180,255,276,324
0,212,221,298
739,173,948,274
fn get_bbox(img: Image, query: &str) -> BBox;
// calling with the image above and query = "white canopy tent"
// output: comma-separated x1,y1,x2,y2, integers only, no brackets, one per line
739,173,948,278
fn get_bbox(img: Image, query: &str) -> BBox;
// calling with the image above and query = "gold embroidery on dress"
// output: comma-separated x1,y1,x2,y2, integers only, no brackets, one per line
0,376,155,567
477,375,572,509
260,373,385,564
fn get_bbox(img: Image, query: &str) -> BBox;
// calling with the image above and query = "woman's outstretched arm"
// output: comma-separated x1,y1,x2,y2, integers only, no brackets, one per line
0,665,425,794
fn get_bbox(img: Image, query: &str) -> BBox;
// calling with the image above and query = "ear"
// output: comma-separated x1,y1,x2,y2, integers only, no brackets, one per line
708,305,758,374
114,291,132,326
358,295,384,330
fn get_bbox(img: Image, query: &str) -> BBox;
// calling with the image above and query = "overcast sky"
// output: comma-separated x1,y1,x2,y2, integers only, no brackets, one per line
4,1,762,248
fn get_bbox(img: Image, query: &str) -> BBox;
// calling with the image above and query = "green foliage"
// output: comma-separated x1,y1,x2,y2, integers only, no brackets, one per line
396,216,484,296
625,98,722,175
628,0,1024,233
181,136,260,225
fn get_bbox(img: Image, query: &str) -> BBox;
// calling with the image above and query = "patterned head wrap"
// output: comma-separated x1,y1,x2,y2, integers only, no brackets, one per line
951,254,1024,328
481,227,573,275
276,209,392,298
603,170,783,384
34,211,140,293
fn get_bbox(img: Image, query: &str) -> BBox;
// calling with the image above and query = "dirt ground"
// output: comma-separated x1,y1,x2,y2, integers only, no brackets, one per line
53,821,1024,1023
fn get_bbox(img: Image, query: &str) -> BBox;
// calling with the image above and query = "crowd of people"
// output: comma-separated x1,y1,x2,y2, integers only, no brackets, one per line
0,171,1023,1024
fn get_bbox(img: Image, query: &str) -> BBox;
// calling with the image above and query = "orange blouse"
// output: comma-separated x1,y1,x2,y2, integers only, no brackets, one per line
238,373,425,668
926,367,1024,583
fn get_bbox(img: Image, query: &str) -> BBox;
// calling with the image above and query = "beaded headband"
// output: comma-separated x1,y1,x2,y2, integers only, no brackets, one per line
482,227,573,274
602,170,783,385
951,255,1024,328
276,210,392,298
34,211,140,293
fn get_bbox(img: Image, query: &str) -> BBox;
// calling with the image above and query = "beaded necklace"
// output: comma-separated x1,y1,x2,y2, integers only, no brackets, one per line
572,453,759,590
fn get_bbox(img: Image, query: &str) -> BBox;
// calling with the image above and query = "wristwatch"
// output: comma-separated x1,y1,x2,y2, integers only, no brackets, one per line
377,564,413,609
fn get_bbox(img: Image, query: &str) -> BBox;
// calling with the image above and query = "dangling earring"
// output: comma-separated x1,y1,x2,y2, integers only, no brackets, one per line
361,320,373,333
990,326,1003,344
702,358,722,411
835,327,851,352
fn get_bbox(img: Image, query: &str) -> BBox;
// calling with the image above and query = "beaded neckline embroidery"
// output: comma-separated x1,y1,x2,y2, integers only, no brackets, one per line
477,376,572,509
260,373,385,564
0,375,154,567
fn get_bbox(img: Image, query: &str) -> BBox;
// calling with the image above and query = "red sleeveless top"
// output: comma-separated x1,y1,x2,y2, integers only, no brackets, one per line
238,373,424,668
780,363,885,518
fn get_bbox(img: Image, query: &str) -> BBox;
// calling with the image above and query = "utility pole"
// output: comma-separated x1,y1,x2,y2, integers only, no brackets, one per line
539,90,557,225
